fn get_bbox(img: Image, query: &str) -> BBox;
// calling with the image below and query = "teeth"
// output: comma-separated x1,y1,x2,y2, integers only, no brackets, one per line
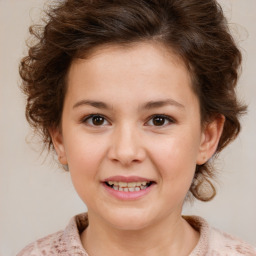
119,182,127,187
128,187,135,192
106,180,151,192
128,182,136,188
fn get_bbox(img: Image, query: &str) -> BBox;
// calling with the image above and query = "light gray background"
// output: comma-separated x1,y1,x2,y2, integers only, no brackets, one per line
0,0,255,255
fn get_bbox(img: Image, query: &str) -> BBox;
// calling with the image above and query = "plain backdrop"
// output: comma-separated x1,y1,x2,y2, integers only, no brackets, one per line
0,0,255,255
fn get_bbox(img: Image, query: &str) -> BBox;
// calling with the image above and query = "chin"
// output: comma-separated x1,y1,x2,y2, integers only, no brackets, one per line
103,208,156,231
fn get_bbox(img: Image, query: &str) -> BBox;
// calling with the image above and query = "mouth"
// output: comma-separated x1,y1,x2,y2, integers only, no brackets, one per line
104,181,154,192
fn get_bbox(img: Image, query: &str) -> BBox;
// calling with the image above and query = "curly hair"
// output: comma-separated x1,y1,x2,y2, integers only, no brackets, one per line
20,0,246,201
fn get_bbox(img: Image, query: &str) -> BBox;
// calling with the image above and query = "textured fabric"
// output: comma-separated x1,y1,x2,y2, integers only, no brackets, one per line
184,216,256,256
17,213,256,256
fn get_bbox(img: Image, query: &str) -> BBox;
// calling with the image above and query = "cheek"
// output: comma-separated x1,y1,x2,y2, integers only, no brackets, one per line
148,134,200,182
64,133,107,178
66,136,108,204
150,139,197,203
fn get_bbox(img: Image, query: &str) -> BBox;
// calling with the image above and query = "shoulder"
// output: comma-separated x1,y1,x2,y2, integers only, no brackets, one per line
17,213,89,256
209,227,256,256
16,230,64,256
185,215,256,256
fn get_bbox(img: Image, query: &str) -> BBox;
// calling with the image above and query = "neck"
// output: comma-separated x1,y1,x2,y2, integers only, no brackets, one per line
81,212,199,256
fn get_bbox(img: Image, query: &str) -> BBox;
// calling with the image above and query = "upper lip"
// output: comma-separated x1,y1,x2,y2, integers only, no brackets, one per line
103,176,153,183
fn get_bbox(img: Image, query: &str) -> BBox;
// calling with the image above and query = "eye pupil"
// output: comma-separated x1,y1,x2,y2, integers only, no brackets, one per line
153,116,165,126
92,116,104,125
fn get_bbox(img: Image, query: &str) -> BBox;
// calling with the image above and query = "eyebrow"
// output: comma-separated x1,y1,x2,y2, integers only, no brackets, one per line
73,98,185,110
141,99,185,110
73,100,110,109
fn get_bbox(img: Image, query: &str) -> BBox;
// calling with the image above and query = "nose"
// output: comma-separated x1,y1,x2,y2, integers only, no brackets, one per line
107,124,146,166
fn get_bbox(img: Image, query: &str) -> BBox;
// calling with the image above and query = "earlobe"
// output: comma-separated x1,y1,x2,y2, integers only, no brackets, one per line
49,127,68,165
197,115,225,165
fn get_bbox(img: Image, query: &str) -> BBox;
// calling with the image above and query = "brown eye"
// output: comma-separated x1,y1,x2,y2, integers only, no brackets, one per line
83,115,109,126
152,116,166,126
92,115,105,126
146,115,174,127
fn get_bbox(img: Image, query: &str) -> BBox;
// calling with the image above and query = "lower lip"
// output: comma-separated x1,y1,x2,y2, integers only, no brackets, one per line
102,183,154,200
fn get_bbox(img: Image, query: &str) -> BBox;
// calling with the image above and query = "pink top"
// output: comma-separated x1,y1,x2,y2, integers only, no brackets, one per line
17,213,256,255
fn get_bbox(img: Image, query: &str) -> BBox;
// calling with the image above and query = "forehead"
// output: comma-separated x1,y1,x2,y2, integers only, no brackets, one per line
68,42,191,85
79,41,183,61
66,42,196,106
77,42,187,70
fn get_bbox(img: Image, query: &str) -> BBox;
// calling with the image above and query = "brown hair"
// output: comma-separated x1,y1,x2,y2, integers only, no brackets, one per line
20,0,246,201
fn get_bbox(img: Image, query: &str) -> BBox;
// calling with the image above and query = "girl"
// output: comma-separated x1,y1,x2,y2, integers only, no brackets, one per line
18,0,256,255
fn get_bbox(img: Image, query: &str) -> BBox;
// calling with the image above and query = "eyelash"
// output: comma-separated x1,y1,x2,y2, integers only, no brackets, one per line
146,114,175,127
81,114,175,127
81,114,110,126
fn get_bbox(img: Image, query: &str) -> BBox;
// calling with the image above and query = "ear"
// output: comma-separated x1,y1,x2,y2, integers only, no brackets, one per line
49,127,68,165
196,115,225,165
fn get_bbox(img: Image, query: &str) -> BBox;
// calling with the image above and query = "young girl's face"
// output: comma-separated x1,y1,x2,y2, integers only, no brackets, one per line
52,43,219,230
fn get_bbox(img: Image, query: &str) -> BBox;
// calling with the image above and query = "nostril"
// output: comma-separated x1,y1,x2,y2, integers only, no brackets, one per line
107,132,146,165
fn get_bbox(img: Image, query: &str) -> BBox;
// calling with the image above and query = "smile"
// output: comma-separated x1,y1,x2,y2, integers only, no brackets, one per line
103,176,155,200
105,181,152,192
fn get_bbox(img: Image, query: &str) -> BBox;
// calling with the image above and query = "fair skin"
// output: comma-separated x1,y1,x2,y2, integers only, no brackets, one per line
51,42,224,256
